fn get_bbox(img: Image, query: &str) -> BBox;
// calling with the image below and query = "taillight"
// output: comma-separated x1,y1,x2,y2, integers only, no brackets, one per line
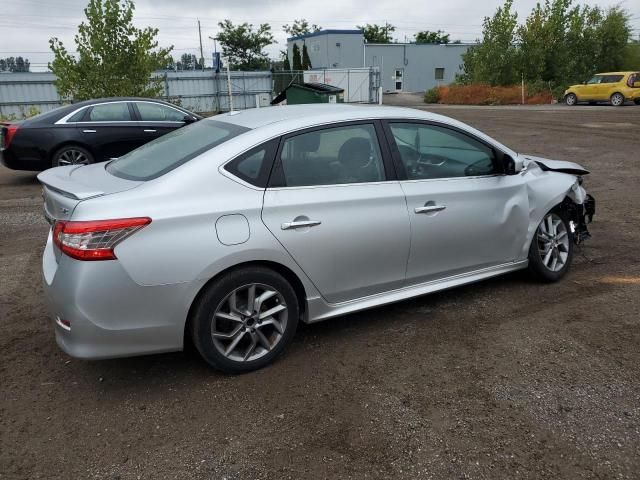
52,217,151,261
3,124,19,149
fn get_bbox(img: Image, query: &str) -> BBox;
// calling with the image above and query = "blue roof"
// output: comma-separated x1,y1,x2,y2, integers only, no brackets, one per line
287,29,364,42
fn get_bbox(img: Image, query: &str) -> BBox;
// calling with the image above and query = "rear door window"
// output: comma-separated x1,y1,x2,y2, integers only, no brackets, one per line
106,120,249,181
136,102,186,122
271,124,386,187
88,103,131,122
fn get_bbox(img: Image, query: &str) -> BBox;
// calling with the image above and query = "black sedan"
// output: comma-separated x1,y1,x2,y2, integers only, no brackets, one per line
0,97,201,171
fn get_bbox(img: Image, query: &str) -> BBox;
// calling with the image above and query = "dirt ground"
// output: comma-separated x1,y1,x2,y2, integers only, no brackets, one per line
1,102,639,480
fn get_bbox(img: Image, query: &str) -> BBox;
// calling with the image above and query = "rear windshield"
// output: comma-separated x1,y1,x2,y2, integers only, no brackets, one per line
106,120,249,181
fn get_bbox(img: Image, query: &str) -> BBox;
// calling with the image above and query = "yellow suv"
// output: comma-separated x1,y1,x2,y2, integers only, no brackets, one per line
564,72,640,106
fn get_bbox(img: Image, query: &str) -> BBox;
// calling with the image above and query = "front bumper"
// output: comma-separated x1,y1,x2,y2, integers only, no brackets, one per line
572,194,595,244
42,232,193,359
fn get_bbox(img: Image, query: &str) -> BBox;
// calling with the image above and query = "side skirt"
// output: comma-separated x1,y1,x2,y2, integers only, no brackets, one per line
306,260,529,322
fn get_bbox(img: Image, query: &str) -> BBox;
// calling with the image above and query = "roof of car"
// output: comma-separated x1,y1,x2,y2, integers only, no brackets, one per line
211,104,442,129
595,72,636,75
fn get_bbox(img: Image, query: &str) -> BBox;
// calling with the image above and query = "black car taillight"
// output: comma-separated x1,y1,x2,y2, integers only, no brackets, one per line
3,124,19,149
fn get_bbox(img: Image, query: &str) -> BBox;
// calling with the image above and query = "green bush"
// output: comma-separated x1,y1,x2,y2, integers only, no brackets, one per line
424,87,440,103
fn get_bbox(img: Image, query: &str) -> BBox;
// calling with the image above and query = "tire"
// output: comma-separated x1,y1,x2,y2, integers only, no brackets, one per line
190,267,299,373
52,145,94,168
634,99,640,105
527,209,574,282
565,93,577,106
610,92,625,107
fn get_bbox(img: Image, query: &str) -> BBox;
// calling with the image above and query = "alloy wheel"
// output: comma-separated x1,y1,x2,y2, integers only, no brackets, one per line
565,94,577,106
611,93,624,106
536,213,570,272
211,283,288,362
57,148,90,166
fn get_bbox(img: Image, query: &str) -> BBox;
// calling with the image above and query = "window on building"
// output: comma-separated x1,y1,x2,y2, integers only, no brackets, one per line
435,68,445,80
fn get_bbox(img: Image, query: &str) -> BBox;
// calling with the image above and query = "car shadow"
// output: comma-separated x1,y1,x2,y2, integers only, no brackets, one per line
69,270,533,395
0,169,40,186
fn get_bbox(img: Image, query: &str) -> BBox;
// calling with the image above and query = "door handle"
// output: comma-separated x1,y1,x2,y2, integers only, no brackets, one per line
415,205,446,214
281,220,321,230
144,129,157,133
82,129,96,133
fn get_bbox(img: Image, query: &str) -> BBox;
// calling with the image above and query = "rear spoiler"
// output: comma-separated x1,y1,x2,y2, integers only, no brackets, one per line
37,166,105,200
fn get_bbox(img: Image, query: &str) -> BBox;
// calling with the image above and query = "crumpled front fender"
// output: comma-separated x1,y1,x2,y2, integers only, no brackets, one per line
519,159,589,258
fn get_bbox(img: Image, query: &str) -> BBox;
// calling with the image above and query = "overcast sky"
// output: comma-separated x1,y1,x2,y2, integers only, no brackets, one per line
1,0,639,71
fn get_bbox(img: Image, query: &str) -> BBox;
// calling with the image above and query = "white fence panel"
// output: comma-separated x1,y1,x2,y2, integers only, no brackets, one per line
303,68,377,103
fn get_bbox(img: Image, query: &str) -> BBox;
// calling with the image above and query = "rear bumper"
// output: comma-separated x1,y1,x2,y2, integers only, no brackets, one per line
1,149,49,171
42,232,194,359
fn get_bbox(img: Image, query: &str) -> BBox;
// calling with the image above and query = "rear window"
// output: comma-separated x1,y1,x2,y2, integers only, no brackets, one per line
106,120,249,181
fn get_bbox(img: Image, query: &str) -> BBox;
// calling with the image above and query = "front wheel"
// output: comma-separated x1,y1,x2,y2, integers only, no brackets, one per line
565,93,578,106
528,211,574,282
190,267,299,373
610,92,625,106
634,99,640,105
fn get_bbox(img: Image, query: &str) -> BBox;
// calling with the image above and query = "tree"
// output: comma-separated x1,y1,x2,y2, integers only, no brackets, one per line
414,30,450,44
292,43,302,70
0,56,30,72
357,23,395,43
458,0,520,85
176,53,202,71
458,0,634,96
215,20,274,71
595,7,632,73
301,44,312,69
282,53,291,71
49,0,172,100
283,19,322,38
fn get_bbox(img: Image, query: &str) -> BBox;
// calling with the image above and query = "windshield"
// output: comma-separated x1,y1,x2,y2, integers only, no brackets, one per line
106,119,249,181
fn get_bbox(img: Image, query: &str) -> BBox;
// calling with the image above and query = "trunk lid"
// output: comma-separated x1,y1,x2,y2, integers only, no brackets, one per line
38,163,142,222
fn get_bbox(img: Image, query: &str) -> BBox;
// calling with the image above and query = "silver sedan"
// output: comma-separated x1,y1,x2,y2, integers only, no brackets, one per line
39,105,595,373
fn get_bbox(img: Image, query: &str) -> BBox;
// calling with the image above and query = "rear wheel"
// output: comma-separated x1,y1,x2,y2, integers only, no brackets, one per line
52,145,93,167
190,267,299,373
610,92,625,106
634,99,640,105
565,93,577,106
528,210,574,282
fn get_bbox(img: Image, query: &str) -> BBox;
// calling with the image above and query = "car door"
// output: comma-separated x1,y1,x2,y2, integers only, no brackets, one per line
131,101,189,148
384,121,529,285
81,102,140,161
261,122,411,304
581,75,602,100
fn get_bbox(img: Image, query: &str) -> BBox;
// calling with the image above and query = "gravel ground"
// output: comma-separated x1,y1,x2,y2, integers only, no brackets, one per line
1,103,639,480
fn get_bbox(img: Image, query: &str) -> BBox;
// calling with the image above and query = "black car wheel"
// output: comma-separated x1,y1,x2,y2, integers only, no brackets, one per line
52,145,94,167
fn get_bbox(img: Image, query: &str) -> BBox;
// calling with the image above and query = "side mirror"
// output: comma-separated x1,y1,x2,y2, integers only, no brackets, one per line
501,153,523,175
183,115,197,124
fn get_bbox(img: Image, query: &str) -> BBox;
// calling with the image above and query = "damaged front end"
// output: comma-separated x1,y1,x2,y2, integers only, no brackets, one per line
523,155,596,245
562,171,596,245
562,192,596,244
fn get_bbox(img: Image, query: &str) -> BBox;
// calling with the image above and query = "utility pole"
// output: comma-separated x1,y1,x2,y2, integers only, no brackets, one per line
197,20,204,69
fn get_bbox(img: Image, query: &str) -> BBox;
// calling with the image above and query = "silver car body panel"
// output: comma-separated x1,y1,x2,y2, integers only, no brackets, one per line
39,104,592,359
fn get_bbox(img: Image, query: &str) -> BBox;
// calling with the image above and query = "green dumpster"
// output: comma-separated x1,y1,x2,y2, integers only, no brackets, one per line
271,82,345,105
